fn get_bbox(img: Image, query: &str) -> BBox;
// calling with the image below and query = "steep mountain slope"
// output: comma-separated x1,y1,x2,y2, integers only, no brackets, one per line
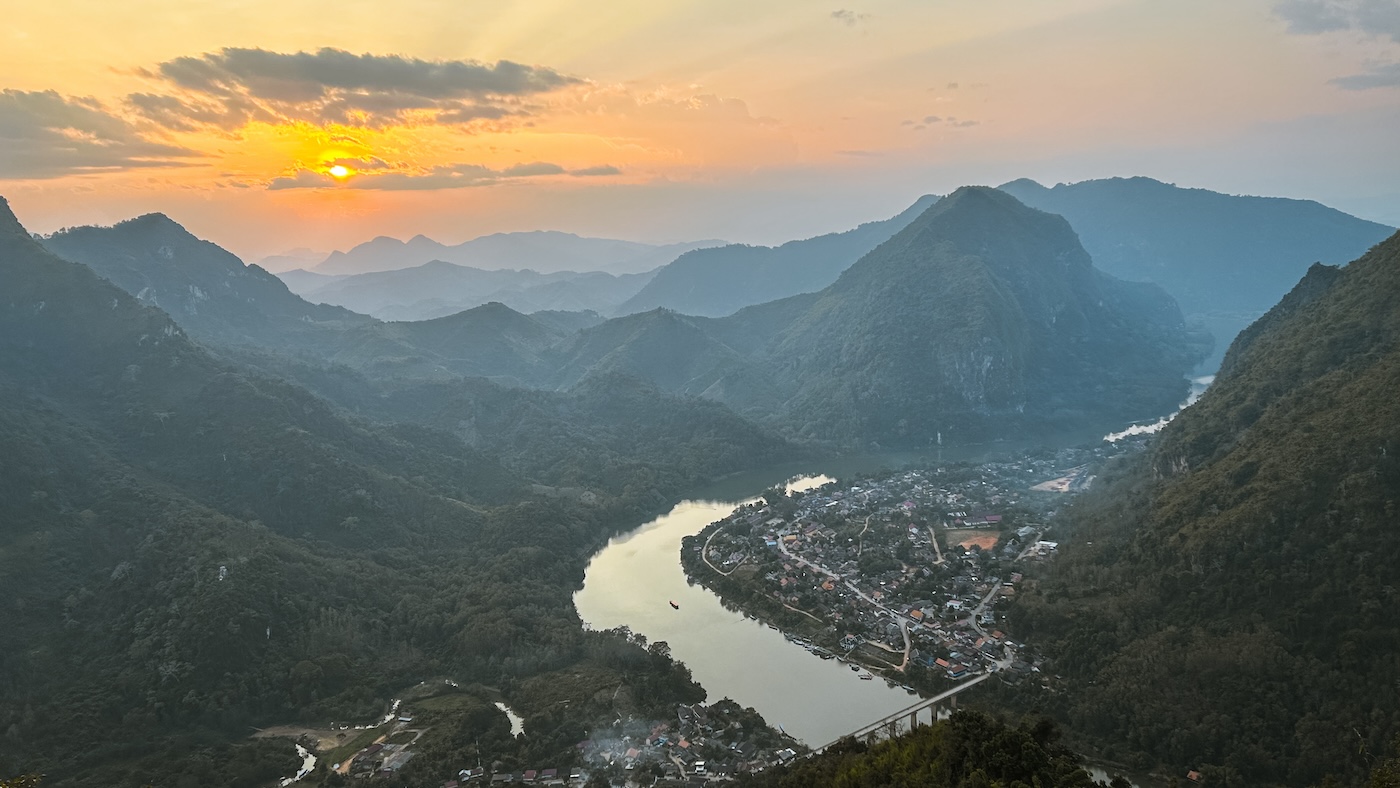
41,215,375,353
1008,229,1400,785
998,177,1395,367
617,194,939,317
767,186,1201,444
315,230,719,276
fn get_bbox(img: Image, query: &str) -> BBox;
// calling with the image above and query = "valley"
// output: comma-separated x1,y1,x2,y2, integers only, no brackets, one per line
1,176,1396,788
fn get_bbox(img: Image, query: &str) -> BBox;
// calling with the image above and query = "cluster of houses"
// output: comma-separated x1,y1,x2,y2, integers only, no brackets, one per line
691,454,1105,688
442,766,580,786
577,699,800,784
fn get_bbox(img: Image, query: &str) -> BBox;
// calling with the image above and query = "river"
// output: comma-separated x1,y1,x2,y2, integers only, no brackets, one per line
574,446,1052,748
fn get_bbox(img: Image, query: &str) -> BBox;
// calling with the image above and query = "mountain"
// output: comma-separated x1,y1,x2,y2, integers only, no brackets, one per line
0,195,798,786
1008,229,1400,784
998,176,1395,368
549,187,1205,446
40,215,375,353
254,246,326,274
314,230,721,276
276,267,345,294
764,187,1201,444
617,194,940,317
290,259,655,320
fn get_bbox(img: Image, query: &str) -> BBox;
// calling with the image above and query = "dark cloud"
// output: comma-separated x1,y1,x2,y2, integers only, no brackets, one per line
1332,60,1400,87
831,9,871,26
570,165,622,176
330,156,394,171
266,170,334,190
501,161,566,177
923,115,943,124
268,159,616,190
0,89,197,179
1273,0,1400,41
133,47,584,130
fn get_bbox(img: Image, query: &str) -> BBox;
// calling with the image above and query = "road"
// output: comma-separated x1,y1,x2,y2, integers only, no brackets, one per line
964,583,1001,638
702,526,740,576
927,526,945,565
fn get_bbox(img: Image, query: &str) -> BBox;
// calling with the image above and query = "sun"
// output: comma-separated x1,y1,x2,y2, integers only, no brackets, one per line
328,164,351,179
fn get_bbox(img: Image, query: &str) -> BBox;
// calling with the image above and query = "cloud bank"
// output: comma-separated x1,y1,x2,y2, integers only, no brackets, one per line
0,89,196,178
132,47,585,129
268,161,621,190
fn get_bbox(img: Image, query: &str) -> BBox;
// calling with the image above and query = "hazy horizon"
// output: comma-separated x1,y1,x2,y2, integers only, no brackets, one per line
3,1,1398,261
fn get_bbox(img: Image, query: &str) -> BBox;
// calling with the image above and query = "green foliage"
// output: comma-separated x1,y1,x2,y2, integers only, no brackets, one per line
0,200,784,786
737,711,1101,788
1006,230,1400,785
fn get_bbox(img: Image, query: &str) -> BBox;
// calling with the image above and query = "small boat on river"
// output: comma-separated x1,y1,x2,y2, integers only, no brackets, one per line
669,600,680,610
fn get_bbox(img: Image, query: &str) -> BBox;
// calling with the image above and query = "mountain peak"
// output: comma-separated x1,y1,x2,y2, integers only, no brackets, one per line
997,177,1047,192
0,195,27,240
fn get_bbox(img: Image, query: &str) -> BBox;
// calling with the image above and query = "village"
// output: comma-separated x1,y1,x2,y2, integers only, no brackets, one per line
681,442,1135,696
287,685,802,787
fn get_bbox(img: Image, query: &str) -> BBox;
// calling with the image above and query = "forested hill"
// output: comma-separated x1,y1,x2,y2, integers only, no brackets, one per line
617,194,939,317
0,196,791,786
737,711,1108,788
551,187,1205,446
759,186,1203,445
1007,229,1400,785
41,214,375,353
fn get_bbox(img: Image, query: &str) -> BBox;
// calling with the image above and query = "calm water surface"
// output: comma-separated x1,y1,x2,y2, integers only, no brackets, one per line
574,448,1044,747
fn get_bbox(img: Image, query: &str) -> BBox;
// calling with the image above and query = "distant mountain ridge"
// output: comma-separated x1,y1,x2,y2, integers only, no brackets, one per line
290,259,656,320
618,194,940,317
998,176,1395,368
314,229,724,276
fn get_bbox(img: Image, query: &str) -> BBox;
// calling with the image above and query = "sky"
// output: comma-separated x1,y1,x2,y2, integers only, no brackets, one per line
1,0,1398,263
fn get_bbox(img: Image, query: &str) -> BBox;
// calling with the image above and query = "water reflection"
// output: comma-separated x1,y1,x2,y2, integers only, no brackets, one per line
575,475,917,747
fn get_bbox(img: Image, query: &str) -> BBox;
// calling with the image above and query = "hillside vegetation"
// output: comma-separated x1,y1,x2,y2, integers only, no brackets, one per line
1008,230,1400,785
0,197,785,786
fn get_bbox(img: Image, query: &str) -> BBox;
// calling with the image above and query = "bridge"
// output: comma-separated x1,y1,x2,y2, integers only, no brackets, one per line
810,672,993,754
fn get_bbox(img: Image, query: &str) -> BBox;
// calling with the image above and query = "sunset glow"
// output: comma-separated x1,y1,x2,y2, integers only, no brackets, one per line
0,0,1396,260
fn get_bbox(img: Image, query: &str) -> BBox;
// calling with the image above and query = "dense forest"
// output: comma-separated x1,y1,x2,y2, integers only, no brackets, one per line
735,711,1108,788
1006,232,1400,785
0,197,786,786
